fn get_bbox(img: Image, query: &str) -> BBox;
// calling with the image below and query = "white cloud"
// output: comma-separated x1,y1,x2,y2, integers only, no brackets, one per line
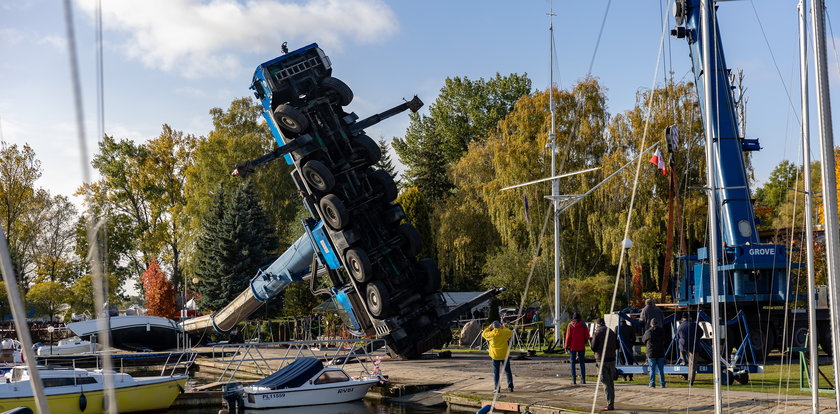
0,28,24,46
75,0,398,78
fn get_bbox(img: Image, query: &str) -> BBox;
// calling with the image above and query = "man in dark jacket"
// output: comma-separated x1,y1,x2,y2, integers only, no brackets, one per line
676,313,700,385
639,298,664,329
642,319,666,387
590,318,616,411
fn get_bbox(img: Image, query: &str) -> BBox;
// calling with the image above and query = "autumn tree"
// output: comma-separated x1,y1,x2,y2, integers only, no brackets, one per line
0,142,54,288
141,259,178,319
26,281,69,322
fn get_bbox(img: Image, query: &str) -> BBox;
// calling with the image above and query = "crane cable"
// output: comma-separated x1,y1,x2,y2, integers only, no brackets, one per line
590,2,672,412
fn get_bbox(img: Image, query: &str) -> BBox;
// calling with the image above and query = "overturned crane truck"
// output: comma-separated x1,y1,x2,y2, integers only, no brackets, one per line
181,43,500,359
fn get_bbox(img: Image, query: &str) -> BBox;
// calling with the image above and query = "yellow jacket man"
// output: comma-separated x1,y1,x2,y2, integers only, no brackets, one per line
481,320,514,392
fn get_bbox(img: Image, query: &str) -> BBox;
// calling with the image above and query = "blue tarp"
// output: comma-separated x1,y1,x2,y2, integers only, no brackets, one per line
253,357,323,390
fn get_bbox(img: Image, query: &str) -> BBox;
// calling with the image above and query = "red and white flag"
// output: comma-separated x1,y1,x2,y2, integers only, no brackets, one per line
649,148,667,175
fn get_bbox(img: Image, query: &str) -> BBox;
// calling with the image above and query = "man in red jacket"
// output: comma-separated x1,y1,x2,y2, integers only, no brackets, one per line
565,312,590,384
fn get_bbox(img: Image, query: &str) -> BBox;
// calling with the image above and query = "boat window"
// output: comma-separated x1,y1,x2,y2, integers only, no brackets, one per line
314,370,349,385
42,377,97,387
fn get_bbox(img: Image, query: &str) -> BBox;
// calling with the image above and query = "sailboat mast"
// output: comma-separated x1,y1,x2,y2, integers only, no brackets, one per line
798,1,819,411
809,0,840,409
549,3,561,342
700,1,723,412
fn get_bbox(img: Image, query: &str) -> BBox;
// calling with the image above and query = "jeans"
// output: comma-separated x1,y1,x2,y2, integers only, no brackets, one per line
569,350,586,383
492,359,513,391
647,357,665,387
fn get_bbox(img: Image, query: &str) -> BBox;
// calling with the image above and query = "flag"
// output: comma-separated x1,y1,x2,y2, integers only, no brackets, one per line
523,191,530,224
649,148,667,175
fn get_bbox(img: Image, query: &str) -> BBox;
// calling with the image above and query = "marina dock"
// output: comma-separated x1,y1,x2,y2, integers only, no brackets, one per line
179,348,838,413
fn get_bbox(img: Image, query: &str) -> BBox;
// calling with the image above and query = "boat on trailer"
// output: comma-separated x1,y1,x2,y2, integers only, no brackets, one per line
223,357,381,410
0,365,187,413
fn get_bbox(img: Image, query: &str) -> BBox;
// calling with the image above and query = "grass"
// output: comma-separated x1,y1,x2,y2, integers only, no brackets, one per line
444,346,837,397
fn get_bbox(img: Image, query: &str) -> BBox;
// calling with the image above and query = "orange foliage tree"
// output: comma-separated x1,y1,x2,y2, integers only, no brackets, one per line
141,259,179,319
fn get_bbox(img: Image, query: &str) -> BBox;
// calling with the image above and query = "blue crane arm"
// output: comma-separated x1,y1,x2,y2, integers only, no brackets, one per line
680,0,757,247
671,0,797,305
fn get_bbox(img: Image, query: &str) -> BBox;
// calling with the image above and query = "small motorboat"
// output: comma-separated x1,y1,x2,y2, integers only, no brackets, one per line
0,365,187,413
36,337,101,356
223,357,381,410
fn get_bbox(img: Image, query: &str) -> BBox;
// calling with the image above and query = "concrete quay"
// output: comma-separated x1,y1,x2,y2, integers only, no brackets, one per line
186,347,837,413
377,352,837,413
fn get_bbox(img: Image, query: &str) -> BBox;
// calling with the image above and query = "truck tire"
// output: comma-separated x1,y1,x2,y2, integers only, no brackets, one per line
273,104,309,133
302,160,335,192
366,280,391,318
345,247,372,283
370,170,398,202
352,134,381,165
418,258,441,293
319,194,348,230
322,76,353,106
399,223,422,257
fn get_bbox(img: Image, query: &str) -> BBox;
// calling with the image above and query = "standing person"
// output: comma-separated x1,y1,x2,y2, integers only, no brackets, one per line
590,318,617,411
676,312,700,385
482,320,514,392
564,312,590,384
639,298,664,329
642,319,666,387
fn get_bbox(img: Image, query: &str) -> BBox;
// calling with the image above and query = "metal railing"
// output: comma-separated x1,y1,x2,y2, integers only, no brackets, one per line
208,338,387,383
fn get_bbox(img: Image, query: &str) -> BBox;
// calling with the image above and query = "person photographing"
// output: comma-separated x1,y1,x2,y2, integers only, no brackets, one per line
482,320,514,393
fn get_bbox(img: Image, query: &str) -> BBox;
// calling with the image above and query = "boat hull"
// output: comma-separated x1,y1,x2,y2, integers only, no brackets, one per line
242,380,378,409
67,316,181,351
0,376,187,413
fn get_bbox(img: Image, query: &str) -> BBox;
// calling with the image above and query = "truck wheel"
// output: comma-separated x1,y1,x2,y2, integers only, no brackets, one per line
273,104,309,133
418,258,441,293
302,160,335,192
399,223,422,257
366,280,391,318
319,194,348,230
370,170,398,202
322,76,353,106
352,134,381,165
748,324,775,363
345,248,372,283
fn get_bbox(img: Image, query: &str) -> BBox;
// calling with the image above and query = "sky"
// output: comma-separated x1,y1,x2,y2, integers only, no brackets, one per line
1,0,840,203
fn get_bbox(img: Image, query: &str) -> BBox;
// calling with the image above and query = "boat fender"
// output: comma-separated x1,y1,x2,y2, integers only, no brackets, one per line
477,405,491,414
78,389,87,412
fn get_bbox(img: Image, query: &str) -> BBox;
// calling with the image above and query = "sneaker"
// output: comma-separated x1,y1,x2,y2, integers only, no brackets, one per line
582,380,587,384
508,385,514,392
602,405,614,411
661,384,666,388
648,384,655,388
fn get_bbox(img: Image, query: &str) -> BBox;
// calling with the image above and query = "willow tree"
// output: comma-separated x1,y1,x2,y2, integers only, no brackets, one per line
592,80,707,294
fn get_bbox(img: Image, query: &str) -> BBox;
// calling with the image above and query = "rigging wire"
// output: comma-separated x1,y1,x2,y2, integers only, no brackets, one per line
590,2,671,412
62,0,119,411
587,0,612,77
747,0,802,125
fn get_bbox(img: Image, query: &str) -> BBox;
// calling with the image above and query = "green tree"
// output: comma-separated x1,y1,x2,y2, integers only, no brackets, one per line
183,98,300,260
26,281,69,322
194,180,277,312
393,73,532,202
34,194,79,284
282,282,320,317
396,187,434,259
68,274,121,317
375,138,400,187
0,282,9,319
0,142,51,288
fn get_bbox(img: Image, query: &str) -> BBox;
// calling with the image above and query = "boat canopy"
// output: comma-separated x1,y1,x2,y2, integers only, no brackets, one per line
252,357,324,389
